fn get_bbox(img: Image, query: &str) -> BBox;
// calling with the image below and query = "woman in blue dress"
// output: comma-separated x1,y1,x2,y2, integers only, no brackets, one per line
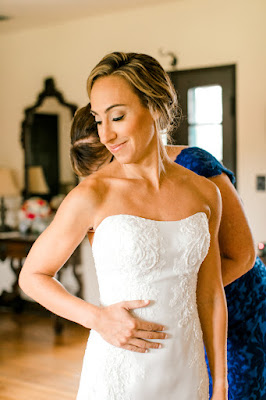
167,145,266,400
70,104,266,400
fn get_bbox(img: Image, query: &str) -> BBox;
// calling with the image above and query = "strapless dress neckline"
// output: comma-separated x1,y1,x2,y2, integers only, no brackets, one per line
93,211,208,239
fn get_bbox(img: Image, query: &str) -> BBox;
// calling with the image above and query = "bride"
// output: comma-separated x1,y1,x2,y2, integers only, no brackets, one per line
19,52,228,399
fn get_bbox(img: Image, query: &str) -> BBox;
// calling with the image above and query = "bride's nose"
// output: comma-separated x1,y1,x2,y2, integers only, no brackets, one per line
99,122,117,145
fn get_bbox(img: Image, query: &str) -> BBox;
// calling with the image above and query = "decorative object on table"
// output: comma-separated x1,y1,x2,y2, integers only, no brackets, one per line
0,168,20,232
18,197,53,234
28,165,50,195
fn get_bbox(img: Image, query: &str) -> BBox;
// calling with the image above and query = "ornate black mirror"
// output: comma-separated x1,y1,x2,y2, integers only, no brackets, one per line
21,78,78,199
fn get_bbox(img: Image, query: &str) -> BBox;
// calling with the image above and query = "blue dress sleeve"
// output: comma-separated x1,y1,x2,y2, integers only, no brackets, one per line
175,147,236,184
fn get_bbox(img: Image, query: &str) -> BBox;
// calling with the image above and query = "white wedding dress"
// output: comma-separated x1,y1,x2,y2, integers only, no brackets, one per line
77,212,210,400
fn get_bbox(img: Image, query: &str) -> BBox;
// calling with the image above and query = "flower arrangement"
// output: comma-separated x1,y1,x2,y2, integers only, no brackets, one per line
18,197,52,234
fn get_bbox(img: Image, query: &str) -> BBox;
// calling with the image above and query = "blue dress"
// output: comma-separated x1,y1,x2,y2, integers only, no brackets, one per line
175,147,266,400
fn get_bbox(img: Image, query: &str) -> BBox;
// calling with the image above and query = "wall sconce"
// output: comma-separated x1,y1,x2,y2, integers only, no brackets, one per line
159,48,178,68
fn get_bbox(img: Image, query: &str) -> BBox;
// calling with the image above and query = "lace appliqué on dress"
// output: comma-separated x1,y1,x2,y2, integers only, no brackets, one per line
90,215,166,399
78,213,211,400
170,213,210,399
84,336,145,400
94,215,166,321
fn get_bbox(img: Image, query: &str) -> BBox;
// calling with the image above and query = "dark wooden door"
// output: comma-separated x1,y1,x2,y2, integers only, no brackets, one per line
168,65,236,175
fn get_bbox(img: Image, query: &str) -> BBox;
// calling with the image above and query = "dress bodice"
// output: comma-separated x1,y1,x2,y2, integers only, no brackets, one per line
92,212,210,314
79,212,211,400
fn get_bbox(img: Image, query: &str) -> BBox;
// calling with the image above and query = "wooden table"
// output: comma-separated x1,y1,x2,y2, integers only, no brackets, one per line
0,231,83,333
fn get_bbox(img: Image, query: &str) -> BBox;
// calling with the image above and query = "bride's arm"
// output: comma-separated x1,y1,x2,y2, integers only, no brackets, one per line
196,183,228,399
19,180,166,352
19,182,100,327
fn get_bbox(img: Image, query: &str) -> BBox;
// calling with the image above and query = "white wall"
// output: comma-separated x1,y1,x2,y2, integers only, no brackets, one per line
0,0,265,297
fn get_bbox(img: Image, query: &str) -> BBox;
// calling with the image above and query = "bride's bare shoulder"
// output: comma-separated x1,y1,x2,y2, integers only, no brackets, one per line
170,162,221,212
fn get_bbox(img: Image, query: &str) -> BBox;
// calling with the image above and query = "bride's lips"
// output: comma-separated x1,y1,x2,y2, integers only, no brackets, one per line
109,141,127,153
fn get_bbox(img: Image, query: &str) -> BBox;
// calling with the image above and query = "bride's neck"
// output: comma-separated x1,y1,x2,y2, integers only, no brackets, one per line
121,137,172,188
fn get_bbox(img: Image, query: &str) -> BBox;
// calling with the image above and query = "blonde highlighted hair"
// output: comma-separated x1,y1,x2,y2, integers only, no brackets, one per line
87,52,181,139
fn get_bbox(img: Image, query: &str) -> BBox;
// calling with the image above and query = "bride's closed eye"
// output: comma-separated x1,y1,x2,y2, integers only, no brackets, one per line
112,115,124,122
95,115,124,125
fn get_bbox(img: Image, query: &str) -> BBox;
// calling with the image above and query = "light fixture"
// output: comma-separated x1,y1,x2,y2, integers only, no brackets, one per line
158,48,178,68
28,166,50,194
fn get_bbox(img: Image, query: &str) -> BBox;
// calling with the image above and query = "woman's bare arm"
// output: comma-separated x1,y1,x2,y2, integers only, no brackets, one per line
197,183,228,399
19,184,100,327
209,173,256,286
19,181,166,352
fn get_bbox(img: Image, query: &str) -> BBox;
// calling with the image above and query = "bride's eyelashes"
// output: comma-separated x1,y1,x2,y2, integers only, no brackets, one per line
112,115,125,122
95,115,125,126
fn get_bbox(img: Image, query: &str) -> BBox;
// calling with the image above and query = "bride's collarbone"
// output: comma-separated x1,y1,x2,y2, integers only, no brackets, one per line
95,170,208,217
104,177,201,205
98,192,201,224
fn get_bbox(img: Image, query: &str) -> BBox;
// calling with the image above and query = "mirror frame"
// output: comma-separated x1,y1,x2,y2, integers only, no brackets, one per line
21,77,78,199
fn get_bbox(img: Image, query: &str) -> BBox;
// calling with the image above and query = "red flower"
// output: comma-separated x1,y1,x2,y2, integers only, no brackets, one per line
26,212,36,220
37,199,45,205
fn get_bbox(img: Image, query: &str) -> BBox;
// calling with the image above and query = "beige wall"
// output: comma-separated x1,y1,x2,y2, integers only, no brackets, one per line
0,0,265,245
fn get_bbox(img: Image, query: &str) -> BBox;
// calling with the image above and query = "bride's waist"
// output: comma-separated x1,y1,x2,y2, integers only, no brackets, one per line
99,296,198,327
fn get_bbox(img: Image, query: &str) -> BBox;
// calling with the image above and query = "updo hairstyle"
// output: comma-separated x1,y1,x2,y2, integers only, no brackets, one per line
70,103,110,176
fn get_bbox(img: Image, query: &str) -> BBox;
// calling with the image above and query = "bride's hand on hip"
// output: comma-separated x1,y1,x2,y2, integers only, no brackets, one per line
94,300,167,353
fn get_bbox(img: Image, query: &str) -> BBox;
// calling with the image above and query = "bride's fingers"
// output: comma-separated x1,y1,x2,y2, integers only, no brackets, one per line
135,319,165,333
122,299,150,310
129,338,163,350
122,344,147,353
134,330,167,340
